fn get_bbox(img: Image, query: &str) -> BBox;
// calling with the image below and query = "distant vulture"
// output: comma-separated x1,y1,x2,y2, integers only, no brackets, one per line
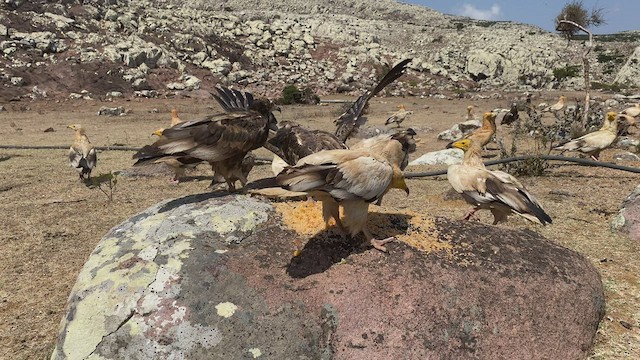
67,124,97,180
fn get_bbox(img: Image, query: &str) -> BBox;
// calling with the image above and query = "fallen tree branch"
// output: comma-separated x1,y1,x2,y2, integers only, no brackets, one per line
404,154,640,178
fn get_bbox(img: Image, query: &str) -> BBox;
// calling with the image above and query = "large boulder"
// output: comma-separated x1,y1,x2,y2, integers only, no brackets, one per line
52,194,604,359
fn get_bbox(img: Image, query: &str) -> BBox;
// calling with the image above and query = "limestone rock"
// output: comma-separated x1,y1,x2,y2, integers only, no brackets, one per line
437,119,481,141
52,194,604,359
613,152,640,161
97,106,126,116
466,50,504,81
614,46,640,87
408,148,463,166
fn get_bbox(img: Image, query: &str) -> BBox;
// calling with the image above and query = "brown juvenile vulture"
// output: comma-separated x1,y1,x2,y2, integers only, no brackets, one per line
133,86,278,190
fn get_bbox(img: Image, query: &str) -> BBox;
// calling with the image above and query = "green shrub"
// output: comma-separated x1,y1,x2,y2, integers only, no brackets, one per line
279,85,319,105
597,52,625,64
591,82,625,92
280,85,302,105
553,65,581,80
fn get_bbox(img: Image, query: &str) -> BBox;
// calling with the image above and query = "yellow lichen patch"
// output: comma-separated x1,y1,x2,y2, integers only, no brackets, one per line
274,201,328,236
248,348,263,358
215,302,238,318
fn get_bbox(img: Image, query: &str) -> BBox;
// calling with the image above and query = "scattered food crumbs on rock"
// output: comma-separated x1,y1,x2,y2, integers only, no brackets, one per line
275,201,453,254
215,302,238,318
275,201,327,236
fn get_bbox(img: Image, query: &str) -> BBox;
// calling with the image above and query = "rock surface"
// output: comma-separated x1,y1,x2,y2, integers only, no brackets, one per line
408,148,463,166
52,194,605,359
611,184,640,241
437,119,481,141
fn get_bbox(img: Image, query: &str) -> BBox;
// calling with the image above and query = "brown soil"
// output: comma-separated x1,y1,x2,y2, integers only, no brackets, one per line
0,92,638,359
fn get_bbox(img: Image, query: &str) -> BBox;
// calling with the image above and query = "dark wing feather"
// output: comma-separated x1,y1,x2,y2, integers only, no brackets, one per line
133,111,270,164
268,123,346,165
484,176,552,225
501,103,519,125
213,86,254,112
334,58,412,142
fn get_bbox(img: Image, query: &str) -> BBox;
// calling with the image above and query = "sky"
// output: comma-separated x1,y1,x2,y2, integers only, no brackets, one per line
405,1,639,34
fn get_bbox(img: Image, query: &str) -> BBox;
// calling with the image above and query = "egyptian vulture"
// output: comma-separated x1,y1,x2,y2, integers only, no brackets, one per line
133,86,278,190
621,103,640,118
170,108,182,127
448,111,496,149
553,111,619,161
546,95,567,113
277,149,409,252
447,139,552,226
384,104,413,128
466,105,475,121
67,124,97,180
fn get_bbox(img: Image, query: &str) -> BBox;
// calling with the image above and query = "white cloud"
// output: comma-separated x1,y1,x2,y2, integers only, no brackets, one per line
458,3,502,21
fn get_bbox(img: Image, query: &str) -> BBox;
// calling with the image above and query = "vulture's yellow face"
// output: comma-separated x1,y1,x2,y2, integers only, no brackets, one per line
391,166,410,195
484,112,496,121
467,106,473,111
152,128,165,137
607,112,618,122
448,139,472,151
67,124,81,130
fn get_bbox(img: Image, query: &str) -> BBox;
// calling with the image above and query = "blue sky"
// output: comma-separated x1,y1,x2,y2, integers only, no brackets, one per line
405,1,639,34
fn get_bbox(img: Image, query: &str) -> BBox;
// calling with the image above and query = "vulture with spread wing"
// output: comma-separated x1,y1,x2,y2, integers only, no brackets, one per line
266,59,412,176
334,59,413,143
277,149,409,252
447,139,551,226
133,86,277,190
67,124,97,180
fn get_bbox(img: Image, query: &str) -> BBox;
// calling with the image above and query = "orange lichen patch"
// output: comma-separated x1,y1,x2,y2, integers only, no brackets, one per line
275,201,453,254
274,201,328,236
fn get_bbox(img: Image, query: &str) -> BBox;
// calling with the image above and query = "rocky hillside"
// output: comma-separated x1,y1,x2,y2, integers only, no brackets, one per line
0,0,638,102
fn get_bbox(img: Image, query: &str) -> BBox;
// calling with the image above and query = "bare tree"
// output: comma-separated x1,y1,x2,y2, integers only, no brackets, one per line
555,1,605,129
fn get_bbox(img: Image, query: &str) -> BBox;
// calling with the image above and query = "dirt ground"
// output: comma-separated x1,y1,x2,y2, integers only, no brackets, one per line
0,92,638,359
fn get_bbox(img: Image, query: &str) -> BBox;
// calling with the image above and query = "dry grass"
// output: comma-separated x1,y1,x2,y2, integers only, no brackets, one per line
0,94,638,359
